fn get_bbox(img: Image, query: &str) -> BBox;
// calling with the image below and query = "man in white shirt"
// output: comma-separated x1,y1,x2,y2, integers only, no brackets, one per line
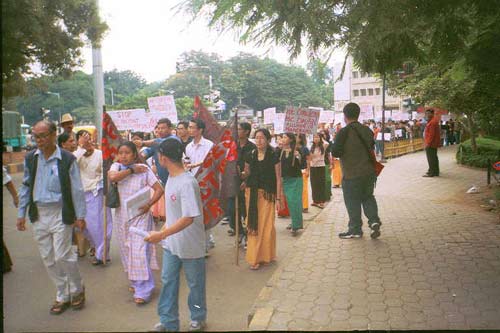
74,130,112,265
184,119,215,252
184,119,214,175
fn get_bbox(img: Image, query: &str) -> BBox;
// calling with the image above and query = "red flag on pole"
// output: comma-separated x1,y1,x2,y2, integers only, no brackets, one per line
193,97,239,230
102,110,123,194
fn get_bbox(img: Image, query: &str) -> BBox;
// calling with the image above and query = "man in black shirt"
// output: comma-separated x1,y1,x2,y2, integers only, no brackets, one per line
176,121,192,152
227,122,256,242
331,103,382,239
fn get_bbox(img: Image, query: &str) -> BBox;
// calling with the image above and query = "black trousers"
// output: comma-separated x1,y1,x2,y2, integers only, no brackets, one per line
310,166,326,203
425,147,440,176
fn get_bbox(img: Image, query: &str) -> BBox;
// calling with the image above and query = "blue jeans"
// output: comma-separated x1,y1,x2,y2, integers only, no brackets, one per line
158,249,207,331
342,174,381,234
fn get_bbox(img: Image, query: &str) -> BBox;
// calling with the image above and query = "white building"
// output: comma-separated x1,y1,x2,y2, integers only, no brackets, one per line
333,56,409,121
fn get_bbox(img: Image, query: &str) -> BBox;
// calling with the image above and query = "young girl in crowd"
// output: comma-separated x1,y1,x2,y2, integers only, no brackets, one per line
297,134,311,212
108,142,164,305
278,133,304,236
310,133,329,209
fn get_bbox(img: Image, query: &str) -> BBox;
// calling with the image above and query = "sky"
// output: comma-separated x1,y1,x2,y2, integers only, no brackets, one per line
80,0,344,83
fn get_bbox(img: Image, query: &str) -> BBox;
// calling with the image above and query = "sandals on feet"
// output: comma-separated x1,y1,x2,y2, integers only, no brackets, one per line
286,224,292,230
249,264,260,270
134,298,147,305
128,287,135,293
50,301,70,315
71,288,85,310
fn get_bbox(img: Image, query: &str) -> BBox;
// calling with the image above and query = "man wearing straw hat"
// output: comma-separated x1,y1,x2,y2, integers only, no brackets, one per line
60,113,75,135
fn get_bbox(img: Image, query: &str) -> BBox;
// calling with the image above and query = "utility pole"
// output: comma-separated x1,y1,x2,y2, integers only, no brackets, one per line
92,1,104,141
380,72,387,163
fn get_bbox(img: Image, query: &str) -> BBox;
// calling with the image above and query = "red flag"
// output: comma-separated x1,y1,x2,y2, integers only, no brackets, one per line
193,96,224,144
102,111,124,194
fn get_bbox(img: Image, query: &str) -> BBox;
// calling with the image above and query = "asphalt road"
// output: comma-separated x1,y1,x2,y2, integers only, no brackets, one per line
3,172,323,332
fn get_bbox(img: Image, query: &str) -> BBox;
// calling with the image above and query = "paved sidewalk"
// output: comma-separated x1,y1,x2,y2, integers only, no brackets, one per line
249,146,500,330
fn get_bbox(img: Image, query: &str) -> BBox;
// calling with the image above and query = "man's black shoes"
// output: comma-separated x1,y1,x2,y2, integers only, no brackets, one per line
370,223,381,239
338,231,363,239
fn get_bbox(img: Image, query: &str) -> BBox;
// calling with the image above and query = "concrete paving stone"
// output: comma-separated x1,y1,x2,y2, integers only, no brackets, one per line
329,319,351,330
310,311,331,325
348,315,369,330
269,311,293,325
275,303,297,314
401,302,423,313
368,321,390,330
368,302,387,312
368,310,389,321
287,318,312,330
267,320,289,330
404,311,426,323
314,296,334,306
389,318,410,330
384,298,403,307
293,308,314,320
415,289,434,299
331,310,350,321
298,293,317,302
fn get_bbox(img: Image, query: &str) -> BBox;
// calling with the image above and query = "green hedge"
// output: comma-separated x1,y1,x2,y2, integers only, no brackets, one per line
456,137,500,168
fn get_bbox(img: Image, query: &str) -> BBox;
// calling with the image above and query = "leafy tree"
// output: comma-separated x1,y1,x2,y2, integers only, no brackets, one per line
181,0,500,142
104,69,147,105
2,0,107,98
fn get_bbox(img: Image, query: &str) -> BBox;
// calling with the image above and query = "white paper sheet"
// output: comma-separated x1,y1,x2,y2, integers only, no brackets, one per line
125,187,151,220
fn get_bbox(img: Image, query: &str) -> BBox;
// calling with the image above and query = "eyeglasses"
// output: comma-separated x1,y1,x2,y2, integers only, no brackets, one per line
33,132,53,139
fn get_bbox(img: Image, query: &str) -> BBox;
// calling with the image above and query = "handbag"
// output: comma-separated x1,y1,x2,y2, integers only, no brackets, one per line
351,124,385,177
106,182,120,208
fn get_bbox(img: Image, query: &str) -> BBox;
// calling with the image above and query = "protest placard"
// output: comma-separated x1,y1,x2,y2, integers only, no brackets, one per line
284,108,320,134
107,109,171,133
147,95,178,123
263,107,276,124
107,109,147,131
273,113,286,134
395,129,403,138
334,113,345,126
319,110,335,124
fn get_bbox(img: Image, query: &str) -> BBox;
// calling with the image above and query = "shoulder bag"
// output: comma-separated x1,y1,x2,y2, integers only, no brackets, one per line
351,125,385,176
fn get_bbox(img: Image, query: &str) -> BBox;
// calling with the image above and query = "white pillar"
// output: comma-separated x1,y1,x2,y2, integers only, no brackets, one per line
93,47,105,141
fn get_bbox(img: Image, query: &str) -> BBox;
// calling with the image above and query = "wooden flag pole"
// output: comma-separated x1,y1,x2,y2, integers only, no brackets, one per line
103,195,108,265
102,105,108,266
235,196,239,266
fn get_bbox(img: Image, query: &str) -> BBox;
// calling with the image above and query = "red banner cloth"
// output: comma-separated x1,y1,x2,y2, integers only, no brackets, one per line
102,111,124,194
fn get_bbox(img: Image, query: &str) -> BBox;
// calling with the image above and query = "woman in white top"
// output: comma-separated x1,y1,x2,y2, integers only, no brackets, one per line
309,133,329,209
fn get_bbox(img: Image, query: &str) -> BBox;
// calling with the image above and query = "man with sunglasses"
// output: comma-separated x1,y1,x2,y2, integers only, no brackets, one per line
17,120,87,315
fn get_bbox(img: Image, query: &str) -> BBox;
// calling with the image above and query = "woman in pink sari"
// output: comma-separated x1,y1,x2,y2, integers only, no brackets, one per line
109,141,164,305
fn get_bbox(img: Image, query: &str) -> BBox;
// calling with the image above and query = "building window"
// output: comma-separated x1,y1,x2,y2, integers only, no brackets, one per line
353,89,359,97
368,88,374,96
352,71,358,78
375,88,381,95
360,89,366,96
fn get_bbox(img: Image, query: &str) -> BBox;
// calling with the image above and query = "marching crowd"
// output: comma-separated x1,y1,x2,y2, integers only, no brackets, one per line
6,102,447,331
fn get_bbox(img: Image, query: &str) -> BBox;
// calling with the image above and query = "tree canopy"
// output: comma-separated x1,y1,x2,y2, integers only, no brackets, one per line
2,0,107,98
181,0,500,137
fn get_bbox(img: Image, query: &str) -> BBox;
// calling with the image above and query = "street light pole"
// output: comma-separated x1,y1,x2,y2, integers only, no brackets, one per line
47,91,62,124
105,87,114,106
380,73,387,163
